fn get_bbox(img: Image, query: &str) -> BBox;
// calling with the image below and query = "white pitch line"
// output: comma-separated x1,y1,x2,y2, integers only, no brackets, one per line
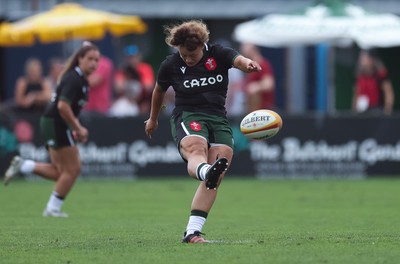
206,239,255,244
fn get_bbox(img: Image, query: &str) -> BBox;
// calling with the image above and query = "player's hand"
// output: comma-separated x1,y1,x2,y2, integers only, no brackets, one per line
75,127,89,143
247,61,262,72
144,119,158,139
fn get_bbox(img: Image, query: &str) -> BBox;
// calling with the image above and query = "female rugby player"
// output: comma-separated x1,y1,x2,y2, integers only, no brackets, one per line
145,20,261,243
3,42,100,217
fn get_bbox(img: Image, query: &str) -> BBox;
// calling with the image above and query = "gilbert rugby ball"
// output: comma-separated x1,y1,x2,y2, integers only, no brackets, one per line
240,109,283,140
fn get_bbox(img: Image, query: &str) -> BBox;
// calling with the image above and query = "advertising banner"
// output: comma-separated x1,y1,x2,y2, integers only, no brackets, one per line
1,113,399,179
234,115,400,179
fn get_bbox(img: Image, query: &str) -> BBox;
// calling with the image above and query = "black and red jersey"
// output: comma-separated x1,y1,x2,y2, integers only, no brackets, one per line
157,43,239,116
355,69,388,108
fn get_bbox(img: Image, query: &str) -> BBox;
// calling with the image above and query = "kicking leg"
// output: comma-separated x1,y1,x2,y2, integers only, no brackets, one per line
182,145,233,243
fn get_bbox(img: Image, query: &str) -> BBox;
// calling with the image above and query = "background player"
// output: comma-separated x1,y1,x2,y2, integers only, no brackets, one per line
3,42,100,217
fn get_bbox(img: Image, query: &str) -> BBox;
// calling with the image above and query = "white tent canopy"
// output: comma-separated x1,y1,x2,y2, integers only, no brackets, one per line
233,3,400,49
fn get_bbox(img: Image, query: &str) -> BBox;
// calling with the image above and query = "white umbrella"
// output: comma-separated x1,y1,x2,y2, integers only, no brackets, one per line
233,3,400,49
233,1,400,114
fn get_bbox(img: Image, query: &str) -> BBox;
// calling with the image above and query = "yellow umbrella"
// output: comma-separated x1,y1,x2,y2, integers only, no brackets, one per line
0,3,147,46
0,22,35,46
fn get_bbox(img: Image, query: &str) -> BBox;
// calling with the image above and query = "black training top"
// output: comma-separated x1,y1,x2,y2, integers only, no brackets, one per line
43,67,89,122
157,43,239,116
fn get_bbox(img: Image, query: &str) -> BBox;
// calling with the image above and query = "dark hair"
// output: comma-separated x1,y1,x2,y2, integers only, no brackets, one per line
357,49,385,75
59,41,99,81
164,20,209,51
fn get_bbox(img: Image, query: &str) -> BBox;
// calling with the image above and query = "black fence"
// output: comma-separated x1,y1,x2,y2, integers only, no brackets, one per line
1,113,400,179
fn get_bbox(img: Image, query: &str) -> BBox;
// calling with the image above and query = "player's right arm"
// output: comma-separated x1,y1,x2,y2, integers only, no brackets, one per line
57,74,88,142
145,83,166,139
58,100,88,142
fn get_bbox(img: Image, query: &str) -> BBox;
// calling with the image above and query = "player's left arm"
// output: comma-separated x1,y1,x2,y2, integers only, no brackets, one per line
233,55,261,73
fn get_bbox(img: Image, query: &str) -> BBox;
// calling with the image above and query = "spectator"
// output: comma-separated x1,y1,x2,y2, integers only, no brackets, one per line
240,43,275,112
108,78,141,117
45,57,64,92
114,45,155,114
14,58,52,113
352,50,394,115
83,55,114,115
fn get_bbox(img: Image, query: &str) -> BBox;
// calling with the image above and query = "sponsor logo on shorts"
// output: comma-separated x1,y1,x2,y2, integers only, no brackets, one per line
189,121,202,132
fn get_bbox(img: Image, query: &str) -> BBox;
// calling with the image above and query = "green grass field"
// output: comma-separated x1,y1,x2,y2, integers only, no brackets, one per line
1,178,399,264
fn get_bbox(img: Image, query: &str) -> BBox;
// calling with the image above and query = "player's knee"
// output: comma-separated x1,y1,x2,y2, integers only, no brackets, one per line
182,140,207,156
65,163,81,178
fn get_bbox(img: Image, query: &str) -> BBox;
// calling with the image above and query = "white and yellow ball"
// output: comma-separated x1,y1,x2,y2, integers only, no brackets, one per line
240,109,283,140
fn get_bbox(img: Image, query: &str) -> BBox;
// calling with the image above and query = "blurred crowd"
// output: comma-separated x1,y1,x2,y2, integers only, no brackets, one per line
1,44,157,118
0,43,395,118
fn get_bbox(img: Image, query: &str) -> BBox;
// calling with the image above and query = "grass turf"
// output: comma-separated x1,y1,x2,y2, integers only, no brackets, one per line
0,178,399,264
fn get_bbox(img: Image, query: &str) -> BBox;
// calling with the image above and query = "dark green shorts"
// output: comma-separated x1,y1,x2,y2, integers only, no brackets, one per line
170,111,234,150
40,117,76,149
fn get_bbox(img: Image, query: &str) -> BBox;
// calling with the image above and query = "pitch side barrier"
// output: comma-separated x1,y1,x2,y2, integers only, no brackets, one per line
1,112,400,179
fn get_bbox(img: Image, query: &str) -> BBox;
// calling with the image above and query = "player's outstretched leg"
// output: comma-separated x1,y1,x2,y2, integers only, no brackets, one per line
205,157,228,190
182,231,207,243
3,156,24,186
